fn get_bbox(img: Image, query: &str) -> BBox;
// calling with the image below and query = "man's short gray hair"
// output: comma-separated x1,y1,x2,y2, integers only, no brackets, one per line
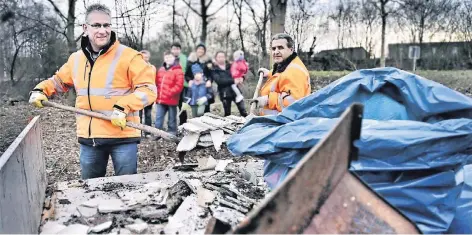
85,4,111,23
271,33,294,48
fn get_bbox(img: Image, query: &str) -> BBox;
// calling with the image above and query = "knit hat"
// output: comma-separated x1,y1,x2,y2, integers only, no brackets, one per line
233,50,244,61
196,42,206,52
191,64,203,75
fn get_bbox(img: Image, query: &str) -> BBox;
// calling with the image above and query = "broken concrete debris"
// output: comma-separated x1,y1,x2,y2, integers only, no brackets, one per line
98,198,130,213
197,156,218,171
90,220,113,233
166,180,193,214
125,219,149,234
177,114,246,152
197,187,216,207
41,160,267,235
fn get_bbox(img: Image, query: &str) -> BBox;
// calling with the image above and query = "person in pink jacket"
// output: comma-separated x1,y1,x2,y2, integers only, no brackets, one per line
230,50,248,103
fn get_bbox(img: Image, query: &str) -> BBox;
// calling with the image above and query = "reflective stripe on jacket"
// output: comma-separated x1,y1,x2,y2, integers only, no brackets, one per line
259,55,311,116
34,33,157,139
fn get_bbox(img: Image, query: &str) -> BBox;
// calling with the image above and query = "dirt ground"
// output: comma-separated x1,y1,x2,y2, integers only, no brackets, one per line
0,98,250,185
2,70,472,185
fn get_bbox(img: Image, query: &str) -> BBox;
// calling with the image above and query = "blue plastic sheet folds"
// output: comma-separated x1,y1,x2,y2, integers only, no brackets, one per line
227,67,472,233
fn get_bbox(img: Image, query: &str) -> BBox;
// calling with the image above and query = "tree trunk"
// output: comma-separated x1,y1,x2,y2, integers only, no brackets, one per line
270,0,287,36
380,1,387,67
66,0,77,54
200,0,208,44
234,0,245,53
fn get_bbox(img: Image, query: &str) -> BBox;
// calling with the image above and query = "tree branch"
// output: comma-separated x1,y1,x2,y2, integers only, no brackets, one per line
45,0,67,21
208,0,231,17
182,0,202,16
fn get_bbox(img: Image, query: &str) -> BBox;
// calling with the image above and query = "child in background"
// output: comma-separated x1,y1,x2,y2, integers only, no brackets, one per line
155,51,184,136
230,50,248,103
185,64,214,117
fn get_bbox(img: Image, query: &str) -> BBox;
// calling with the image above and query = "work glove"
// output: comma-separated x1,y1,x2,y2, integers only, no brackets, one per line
258,68,269,77
182,102,192,112
250,95,268,108
111,107,127,130
197,96,208,106
28,91,48,108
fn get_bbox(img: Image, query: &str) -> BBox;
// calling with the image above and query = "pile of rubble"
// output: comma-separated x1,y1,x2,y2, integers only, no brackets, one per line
39,158,267,234
176,113,247,152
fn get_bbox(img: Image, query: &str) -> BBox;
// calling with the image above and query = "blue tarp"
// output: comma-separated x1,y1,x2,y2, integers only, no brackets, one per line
227,67,472,233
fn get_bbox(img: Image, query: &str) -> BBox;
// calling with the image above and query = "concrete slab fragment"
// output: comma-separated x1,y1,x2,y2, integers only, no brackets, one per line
125,221,148,234
165,195,210,235
40,221,66,234
197,187,216,207
90,221,112,233
140,207,168,221
57,224,90,234
210,130,224,152
215,160,233,172
211,206,246,227
77,205,97,218
177,132,200,152
197,156,217,171
98,198,129,213
80,198,99,208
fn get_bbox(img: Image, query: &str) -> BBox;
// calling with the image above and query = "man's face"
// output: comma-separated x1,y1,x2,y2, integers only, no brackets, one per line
271,39,293,64
83,11,112,51
142,53,150,62
171,46,181,57
196,47,205,57
216,53,226,64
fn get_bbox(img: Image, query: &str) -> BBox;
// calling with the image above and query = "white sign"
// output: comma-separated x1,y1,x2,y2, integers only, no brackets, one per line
408,46,421,59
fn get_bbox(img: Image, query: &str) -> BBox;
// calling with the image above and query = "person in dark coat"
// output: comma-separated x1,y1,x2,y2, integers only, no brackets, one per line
184,43,214,114
209,51,247,117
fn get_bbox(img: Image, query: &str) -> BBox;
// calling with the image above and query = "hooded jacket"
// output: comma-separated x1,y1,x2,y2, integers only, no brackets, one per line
33,31,157,145
156,63,184,106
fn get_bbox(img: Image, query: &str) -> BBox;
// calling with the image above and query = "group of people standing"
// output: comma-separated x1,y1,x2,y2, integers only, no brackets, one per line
28,3,311,180
139,42,249,137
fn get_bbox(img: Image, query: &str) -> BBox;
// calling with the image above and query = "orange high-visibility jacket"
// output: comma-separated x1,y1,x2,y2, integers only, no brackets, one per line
34,34,157,139
259,55,311,115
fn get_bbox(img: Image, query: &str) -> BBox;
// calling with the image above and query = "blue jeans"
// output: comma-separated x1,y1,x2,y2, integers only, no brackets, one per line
79,143,138,179
155,104,177,135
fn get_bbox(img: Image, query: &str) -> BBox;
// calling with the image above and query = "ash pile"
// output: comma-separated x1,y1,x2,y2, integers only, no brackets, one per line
39,158,267,234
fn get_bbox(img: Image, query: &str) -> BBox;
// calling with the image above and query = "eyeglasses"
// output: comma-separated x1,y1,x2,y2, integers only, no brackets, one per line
87,23,112,29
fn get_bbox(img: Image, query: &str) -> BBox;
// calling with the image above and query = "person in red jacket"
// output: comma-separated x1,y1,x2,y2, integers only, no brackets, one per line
155,51,184,136
230,50,248,103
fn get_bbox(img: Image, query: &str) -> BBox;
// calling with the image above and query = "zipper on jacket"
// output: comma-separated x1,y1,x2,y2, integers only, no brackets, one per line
85,47,102,138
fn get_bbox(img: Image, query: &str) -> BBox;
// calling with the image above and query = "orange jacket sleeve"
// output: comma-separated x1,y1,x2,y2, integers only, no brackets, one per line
34,53,76,96
115,55,157,114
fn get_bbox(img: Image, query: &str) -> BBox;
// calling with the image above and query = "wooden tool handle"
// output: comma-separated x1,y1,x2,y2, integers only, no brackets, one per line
42,100,180,143
250,71,265,114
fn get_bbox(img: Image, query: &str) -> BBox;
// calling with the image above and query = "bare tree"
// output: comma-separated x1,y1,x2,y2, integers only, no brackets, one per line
329,0,358,49
270,0,287,35
244,0,270,67
44,0,78,54
181,0,231,43
286,0,317,53
397,0,459,47
453,0,472,63
369,0,398,67
233,0,246,53
359,0,378,58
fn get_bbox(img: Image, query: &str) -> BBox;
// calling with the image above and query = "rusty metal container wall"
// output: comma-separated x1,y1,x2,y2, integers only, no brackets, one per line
0,116,47,233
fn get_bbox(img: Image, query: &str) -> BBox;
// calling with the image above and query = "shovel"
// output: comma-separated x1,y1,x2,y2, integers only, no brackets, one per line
41,100,190,162
246,71,265,121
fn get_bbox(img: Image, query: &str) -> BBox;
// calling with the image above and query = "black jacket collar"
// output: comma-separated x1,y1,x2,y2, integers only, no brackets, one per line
272,52,297,74
81,31,117,66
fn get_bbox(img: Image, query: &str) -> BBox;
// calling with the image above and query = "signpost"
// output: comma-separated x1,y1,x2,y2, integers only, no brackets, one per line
408,46,420,71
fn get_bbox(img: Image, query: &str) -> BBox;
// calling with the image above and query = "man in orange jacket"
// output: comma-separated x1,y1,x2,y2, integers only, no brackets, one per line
28,4,157,179
252,33,311,116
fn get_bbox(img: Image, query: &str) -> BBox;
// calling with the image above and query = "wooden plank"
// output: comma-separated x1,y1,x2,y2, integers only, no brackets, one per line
232,104,364,234
304,173,419,234
0,116,47,233
230,103,419,234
